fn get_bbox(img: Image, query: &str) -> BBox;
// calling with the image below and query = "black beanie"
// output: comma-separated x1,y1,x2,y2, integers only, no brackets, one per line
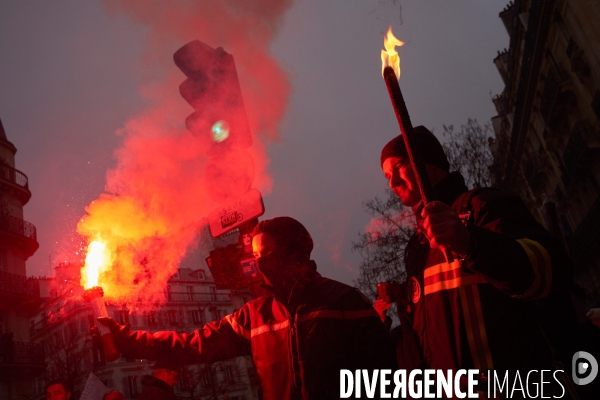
380,126,450,172
252,216,314,260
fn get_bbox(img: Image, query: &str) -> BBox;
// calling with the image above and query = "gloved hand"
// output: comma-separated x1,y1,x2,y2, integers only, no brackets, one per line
91,317,131,352
96,316,125,333
421,201,470,257
373,299,391,322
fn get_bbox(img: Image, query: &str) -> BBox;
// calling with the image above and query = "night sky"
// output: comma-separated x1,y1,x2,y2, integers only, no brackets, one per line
0,1,507,286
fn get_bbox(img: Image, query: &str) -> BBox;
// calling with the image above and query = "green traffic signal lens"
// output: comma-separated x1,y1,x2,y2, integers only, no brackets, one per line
211,120,230,142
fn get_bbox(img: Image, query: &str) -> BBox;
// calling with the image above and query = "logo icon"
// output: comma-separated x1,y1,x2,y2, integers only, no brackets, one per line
572,351,598,385
409,277,421,304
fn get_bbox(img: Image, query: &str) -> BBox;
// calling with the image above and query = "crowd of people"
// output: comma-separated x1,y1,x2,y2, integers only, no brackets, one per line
47,128,599,399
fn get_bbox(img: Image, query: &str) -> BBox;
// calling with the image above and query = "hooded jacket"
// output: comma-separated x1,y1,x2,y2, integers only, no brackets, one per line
114,270,397,400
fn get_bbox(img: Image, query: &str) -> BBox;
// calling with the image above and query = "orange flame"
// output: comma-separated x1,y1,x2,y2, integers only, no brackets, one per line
381,26,404,78
80,240,112,289
77,193,185,308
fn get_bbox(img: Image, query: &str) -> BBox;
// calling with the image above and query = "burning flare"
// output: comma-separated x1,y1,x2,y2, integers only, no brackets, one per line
381,26,405,78
81,240,112,289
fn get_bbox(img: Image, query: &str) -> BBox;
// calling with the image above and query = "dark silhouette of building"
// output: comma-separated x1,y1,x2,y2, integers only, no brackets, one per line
490,0,600,300
0,118,44,399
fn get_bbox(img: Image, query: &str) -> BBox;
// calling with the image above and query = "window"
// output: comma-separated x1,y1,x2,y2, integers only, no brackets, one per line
128,313,137,327
224,365,236,381
201,368,211,388
187,286,194,301
87,314,95,328
213,309,221,321
188,310,204,325
127,376,139,398
119,310,129,325
167,310,178,326
209,287,217,302
92,345,105,367
179,374,190,391
166,285,172,301
147,312,158,327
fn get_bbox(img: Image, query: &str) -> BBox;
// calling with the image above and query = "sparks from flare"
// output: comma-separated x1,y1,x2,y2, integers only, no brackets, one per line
381,26,405,79
81,240,112,289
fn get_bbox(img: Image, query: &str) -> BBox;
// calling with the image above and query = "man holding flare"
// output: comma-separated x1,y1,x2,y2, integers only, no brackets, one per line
95,216,396,400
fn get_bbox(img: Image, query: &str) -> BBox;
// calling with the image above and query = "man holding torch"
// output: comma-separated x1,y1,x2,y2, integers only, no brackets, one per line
377,25,584,398
95,216,397,400
379,128,581,397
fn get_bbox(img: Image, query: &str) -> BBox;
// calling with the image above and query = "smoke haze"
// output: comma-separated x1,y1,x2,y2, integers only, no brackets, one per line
77,0,293,306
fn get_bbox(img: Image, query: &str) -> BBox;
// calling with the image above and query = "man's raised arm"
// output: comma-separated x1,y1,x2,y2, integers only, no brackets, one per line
96,304,252,365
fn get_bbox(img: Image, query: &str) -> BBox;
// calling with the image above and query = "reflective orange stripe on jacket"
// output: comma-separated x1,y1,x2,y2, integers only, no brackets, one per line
424,260,486,295
225,308,379,339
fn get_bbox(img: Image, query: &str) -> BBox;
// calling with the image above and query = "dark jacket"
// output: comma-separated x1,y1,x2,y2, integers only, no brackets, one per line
401,172,578,396
116,271,397,400
138,375,177,400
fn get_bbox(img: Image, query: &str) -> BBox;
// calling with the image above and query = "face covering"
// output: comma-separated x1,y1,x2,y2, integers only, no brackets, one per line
257,250,287,278
257,250,300,292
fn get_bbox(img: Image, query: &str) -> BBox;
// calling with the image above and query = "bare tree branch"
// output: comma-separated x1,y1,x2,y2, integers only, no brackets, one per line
442,118,493,189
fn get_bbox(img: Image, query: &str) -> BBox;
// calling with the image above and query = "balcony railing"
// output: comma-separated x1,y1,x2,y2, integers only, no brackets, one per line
0,341,45,366
0,164,29,190
0,214,37,241
166,291,231,303
0,270,40,298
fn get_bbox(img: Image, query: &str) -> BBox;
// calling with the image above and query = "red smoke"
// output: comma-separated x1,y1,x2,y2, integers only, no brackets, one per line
363,208,416,240
77,0,292,308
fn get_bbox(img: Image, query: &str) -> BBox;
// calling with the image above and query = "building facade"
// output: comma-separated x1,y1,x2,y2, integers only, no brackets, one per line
490,0,600,300
29,265,258,400
0,118,44,399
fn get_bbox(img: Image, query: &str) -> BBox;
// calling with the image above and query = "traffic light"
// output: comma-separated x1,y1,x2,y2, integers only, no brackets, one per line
174,40,252,155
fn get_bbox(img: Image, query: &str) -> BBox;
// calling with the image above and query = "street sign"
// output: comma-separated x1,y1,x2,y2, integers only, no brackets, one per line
208,189,264,237
241,257,259,278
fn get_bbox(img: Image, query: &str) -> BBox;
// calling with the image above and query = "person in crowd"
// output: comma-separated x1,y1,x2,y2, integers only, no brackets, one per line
95,216,396,399
380,126,581,397
139,360,179,400
102,389,126,400
45,379,71,400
